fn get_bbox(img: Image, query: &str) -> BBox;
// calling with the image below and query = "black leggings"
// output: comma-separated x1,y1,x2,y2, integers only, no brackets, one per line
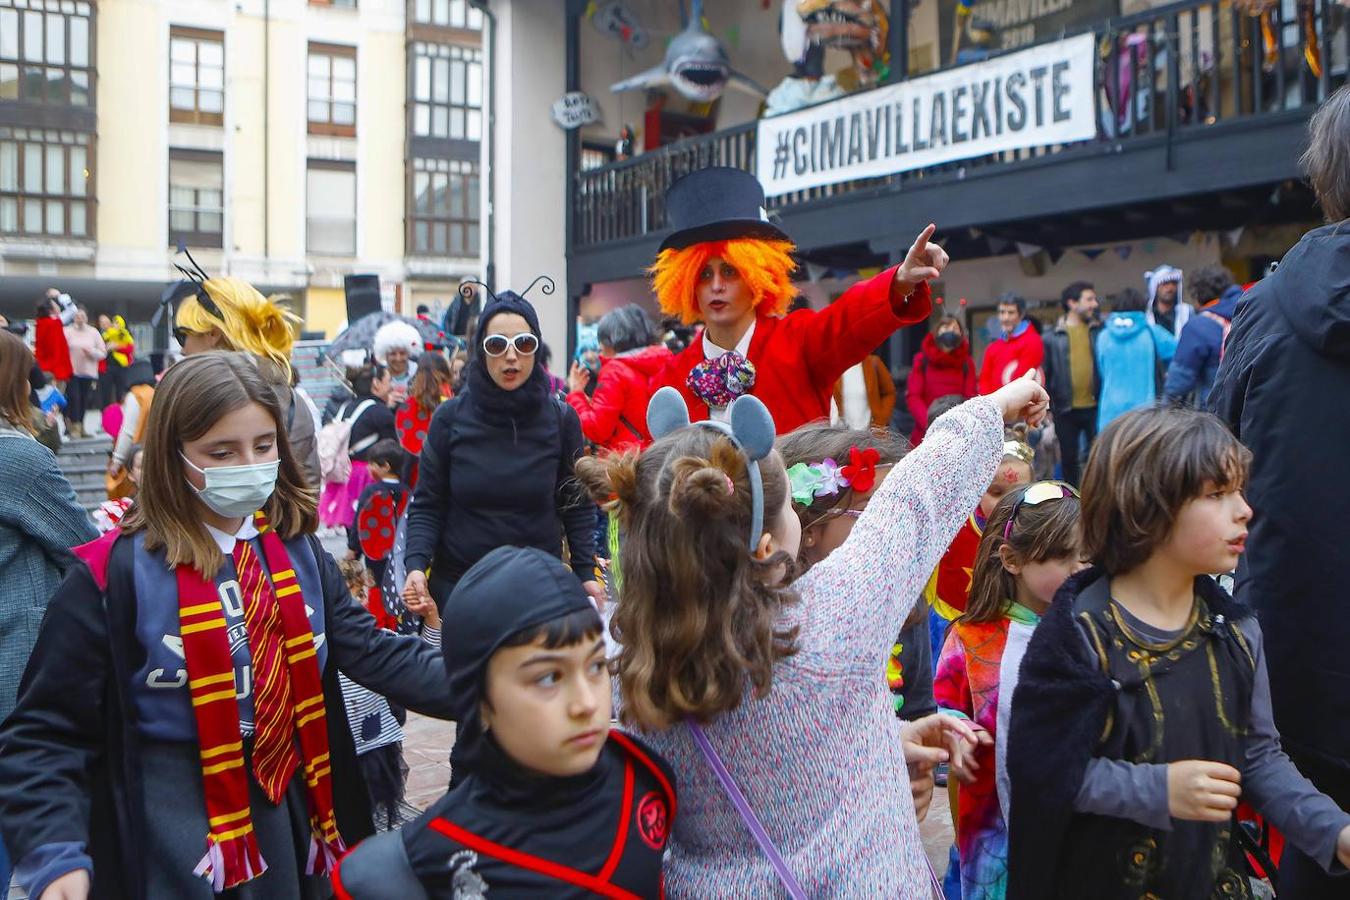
66,376,96,426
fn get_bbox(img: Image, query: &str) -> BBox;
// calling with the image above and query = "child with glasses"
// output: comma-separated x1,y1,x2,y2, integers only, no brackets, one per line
933,480,1083,900
1006,406,1350,899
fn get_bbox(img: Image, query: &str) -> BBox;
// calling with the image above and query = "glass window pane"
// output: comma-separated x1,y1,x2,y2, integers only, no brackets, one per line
415,0,429,23
307,76,327,101
23,143,42,192
414,56,430,101
169,185,194,206
0,10,17,59
433,0,448,26
333,102,354,125
0,142,15,191
334,56,354,81
307,54,328,77
170,37,195,63
199,40,223,67
46,66,64,102
466,62,481,106
45,144,62,192
22,12,42,63
68,200,85,235
200,89,222,113
0,63,16,99
467,223,479,255
200,188,222,209
451,60,465,105
45,199,62,234
23,198,41,232
1,198,17,232
431,105,447,138
68,15,87,66
467,5,482,28
199,65,223,89
451,223,465,254
69,146,85,196
466,109,481,141
45,14,63,65
69,69,87,105
200,211,222,233
169,207,193,231
449,0,464,27
467,176,479,218
414,220,428,252
449,174,463,218
449,108,464,139
433,221,447,253
170,86,195,109
333,78,355,102
432,59,448,102
414,171,430,213
308,99,328,122
170,62,196,87
413,103,429,136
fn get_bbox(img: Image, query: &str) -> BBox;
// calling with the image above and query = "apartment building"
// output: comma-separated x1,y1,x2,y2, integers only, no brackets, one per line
0,0,485,339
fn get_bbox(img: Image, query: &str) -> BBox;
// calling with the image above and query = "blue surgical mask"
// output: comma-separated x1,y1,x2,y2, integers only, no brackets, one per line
181,454,280,519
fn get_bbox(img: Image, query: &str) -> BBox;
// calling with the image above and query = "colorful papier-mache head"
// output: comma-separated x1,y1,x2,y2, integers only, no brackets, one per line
650,167,798,325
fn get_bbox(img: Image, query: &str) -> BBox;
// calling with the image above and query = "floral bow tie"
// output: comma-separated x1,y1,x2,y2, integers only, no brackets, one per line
687,351,757,410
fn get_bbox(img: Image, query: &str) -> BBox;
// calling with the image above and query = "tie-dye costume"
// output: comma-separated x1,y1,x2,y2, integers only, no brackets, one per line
933,603,1040,900
924,510,984,659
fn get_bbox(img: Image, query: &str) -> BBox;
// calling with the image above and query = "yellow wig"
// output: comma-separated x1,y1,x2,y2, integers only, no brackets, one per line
176,277,301,377
649,237,798,326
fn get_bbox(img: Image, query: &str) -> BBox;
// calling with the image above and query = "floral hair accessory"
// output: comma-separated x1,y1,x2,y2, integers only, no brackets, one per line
786,448,878,506
723,473,735,495
687,350,757,410
840,446,881,493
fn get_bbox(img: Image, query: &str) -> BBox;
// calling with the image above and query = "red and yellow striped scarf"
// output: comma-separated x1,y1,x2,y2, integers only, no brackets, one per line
175,511,344,889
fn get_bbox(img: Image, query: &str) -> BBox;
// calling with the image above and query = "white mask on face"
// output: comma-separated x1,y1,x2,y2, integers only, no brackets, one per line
181,454,280,518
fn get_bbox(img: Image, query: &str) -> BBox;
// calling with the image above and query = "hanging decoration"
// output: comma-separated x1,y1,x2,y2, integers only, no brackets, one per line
1114,245,1133,260
610,0,765,103
551,92,602,129
1079,247,1107,261
1224,226,1246,247
1046,247,1066,265
590,1,651,50
1016,242,1043,258
986,236,1011,255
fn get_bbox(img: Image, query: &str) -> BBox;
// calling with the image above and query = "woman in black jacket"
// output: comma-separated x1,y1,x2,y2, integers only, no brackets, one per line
403,291,600,612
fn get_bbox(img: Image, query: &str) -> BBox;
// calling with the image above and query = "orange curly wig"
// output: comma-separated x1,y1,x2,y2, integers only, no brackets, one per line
650,237,798,326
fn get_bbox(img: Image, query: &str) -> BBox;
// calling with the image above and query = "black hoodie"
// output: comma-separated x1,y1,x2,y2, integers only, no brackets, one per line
1210,221,1350,767
332,547,677,899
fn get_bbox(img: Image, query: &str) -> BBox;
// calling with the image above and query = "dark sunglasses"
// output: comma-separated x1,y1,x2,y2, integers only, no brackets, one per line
482,333,539,358
1003,480,1080,540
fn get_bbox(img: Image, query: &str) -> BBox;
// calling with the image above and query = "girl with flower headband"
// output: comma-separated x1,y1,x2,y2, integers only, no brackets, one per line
649,167,946,434
0,352,455,900
578,371,1049,896
777,423,981,823
933,481,1083,900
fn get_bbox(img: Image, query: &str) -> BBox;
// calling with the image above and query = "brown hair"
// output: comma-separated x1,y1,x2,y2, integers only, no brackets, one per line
121,352,318,578
1081,406,1251,576
934,314,965,337
0,330,35,433
964,484,1081,623
576,428,796,729
1301,85,1350,222
775,422,907,555
410,351,452,414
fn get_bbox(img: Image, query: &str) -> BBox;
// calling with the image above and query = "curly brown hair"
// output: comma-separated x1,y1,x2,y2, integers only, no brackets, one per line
576,427,797,730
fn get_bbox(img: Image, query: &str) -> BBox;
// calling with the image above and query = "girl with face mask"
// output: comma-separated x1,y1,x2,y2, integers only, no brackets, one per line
0,352,456,900
906,316,977,445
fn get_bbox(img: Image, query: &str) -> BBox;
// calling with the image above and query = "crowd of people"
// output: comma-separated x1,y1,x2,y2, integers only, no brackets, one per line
1,87,1349,900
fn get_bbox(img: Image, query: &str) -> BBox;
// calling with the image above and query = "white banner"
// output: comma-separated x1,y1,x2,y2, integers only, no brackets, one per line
756,34,1097,197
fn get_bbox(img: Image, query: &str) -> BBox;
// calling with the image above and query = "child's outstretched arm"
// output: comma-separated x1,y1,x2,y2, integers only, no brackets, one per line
795,373,1048,674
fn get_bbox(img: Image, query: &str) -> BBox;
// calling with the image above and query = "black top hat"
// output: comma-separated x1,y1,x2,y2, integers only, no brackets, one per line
659,167,792,253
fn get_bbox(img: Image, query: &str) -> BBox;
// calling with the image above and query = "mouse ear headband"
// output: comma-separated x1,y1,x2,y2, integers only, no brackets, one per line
647,386,776,552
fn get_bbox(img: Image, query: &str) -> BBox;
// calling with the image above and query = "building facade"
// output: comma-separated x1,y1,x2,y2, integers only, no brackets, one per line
0,0,486,339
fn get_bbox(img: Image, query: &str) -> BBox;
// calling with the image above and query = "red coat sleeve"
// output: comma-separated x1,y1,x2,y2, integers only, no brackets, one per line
789,267,933,392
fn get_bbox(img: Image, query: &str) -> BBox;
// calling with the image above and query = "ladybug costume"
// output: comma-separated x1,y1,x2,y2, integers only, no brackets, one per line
348,478,409,630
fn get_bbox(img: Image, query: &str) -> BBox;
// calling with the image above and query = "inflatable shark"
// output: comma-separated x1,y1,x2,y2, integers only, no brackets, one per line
610,0,766,103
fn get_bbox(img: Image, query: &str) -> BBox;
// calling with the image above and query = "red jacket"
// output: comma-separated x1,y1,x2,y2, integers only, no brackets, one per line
906,333,977,444
34,316,73,382
978,322,1044,394
567,345,674,453
658,268,932,435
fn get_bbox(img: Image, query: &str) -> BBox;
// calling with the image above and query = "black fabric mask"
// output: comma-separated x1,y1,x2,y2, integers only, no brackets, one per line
935,331,962,351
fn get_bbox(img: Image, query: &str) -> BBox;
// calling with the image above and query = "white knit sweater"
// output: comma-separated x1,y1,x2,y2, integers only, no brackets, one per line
640,396,1005,898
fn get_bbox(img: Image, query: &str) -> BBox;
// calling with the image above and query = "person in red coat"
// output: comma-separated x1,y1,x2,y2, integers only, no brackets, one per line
906,315,977,444
650,167,945,435
33,295,73,388
566,304,673,453
978,293,1044,395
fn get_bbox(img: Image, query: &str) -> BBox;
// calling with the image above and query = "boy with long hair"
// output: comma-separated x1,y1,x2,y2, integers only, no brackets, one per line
1007,406,1350,899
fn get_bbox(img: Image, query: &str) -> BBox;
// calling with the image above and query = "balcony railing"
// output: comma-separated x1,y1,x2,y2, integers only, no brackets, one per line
573,0,1347,249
